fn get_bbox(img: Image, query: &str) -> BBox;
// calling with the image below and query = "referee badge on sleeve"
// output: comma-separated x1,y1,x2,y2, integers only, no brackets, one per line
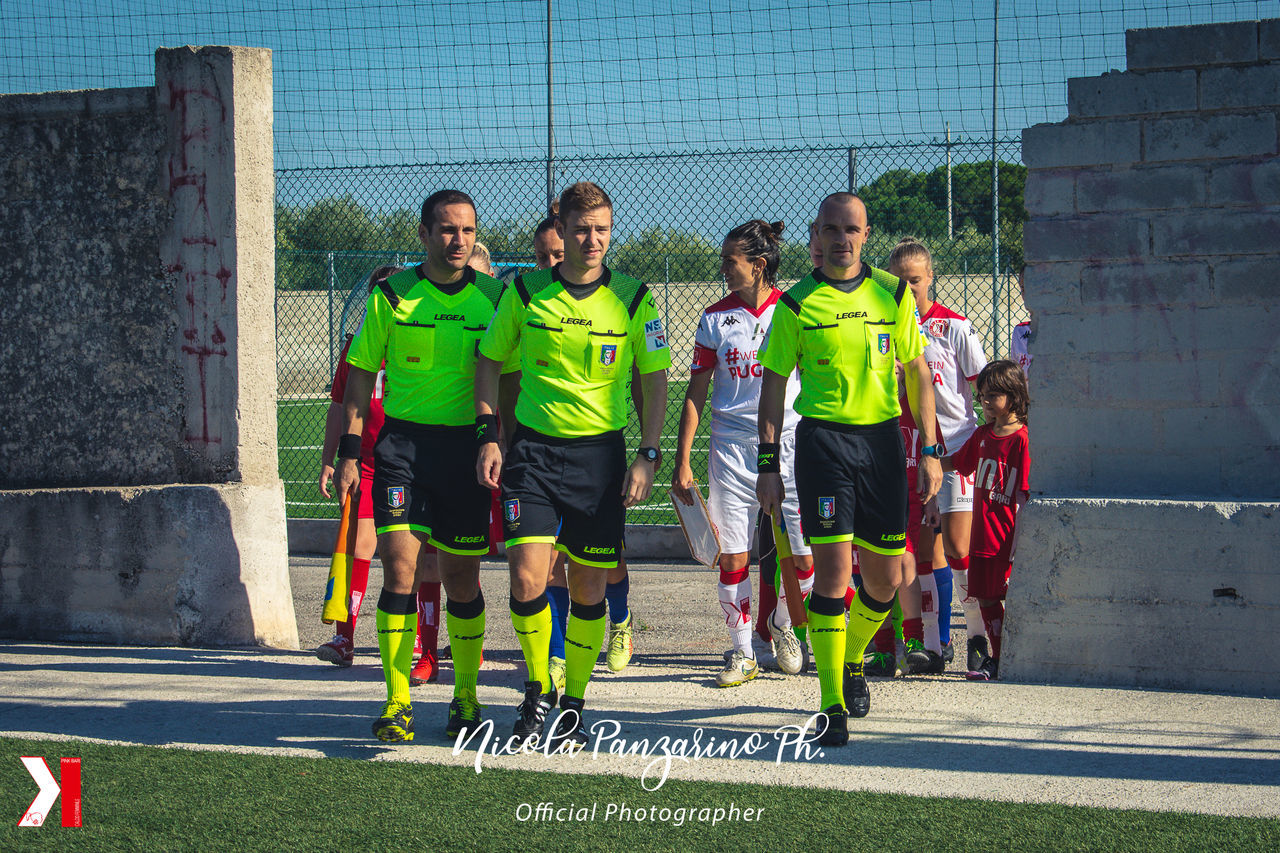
818,496,836,520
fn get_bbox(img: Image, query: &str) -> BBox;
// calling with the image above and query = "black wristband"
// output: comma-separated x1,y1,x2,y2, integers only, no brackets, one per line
757,442,780,473
475,414,499,446
337,433,362,461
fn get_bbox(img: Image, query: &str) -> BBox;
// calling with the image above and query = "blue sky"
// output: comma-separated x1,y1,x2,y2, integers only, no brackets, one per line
3,0,1276,171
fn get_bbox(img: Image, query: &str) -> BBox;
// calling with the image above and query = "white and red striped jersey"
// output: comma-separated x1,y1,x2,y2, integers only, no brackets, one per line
691,289,800,443
1011,321,1032,374
918,302,987,451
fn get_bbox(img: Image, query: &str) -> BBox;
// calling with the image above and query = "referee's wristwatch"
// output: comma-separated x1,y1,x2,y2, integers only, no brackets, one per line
636,446,660,464
921,444,945,459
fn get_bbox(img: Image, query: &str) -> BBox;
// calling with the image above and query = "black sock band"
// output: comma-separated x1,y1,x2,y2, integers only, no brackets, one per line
808,592,846,617
446,590,485,620
858,585,895,614
569,599,607,621
509,592,549,617
376,589,417,615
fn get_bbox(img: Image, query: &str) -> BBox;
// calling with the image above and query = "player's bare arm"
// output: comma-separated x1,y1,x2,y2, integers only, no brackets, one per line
623,368,667,507
903,354,944,503
335,366,377,501
474,354,504,489
319,401,344,498
754,367,788,518
671,368,712,505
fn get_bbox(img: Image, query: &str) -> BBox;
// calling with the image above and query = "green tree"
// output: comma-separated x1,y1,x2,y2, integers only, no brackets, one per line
611,227,719,283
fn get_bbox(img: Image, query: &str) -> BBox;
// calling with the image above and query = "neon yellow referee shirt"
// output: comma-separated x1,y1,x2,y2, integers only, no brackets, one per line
760,264,927,425
347,265,507,426
480,266,671,438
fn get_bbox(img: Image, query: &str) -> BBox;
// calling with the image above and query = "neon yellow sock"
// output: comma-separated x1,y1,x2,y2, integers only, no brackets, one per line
564,609,607,700
511,603,552,693
891,595,904,641
448,607,485,696
376,607,416,705
807,603,847,710
846,588,893,664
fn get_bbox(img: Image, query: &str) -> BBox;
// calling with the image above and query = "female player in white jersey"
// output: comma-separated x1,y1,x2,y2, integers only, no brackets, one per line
672,220,814,686
888,237,990,671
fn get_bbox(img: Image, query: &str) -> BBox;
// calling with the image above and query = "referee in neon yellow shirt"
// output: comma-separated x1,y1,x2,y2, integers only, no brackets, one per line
475,182,670,750
757,192,943,745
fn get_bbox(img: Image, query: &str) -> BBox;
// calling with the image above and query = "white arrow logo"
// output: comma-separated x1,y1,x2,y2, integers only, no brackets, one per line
18,757,60,827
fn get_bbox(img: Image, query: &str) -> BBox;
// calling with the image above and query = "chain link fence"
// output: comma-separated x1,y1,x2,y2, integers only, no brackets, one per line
277,139,1027,522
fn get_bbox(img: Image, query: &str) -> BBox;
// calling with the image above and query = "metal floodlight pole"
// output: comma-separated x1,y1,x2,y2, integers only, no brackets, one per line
546,0,555,214
990,0,1001,357
946,122,954,240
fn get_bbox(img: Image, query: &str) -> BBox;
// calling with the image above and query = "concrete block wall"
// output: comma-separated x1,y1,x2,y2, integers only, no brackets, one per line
0,47,296,648
1022,18,1280,500
1013,19,1280,695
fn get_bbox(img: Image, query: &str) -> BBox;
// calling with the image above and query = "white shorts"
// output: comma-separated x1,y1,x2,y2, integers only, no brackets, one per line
707,433,809,557
938,470,975,515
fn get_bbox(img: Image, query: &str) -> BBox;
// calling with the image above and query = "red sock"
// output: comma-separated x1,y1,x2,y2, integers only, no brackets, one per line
954,554,969,574
417,581,441,657
338,557,372,641
903,617,923,643
843,585,856,611
979,600,1004,659
873,619,896,654
917,561,933,576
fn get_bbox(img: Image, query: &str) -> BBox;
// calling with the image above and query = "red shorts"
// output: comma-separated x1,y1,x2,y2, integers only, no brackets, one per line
903,498,923,556
968,554,1012,600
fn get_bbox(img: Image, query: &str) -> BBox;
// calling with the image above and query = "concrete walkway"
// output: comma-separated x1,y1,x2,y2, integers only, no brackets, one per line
1,557,1277,817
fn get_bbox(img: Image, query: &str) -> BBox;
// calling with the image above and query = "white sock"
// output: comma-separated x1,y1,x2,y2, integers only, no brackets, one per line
919,573,942,653
718,570,754,656
954,568,987,640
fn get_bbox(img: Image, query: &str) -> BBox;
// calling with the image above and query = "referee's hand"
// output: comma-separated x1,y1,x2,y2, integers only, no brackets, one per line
477,442,503,491
622,458,654,508
918,456,943,505
756,473,783,519
334,457,361,503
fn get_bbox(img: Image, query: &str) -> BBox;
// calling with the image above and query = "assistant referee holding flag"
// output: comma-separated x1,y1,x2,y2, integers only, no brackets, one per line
475,181,670,750
757,192,943,746
336,190,507,743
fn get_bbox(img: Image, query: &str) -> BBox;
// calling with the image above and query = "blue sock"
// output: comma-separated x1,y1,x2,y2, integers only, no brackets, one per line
934,564,953,646
606,575,630,624
547,584,569,658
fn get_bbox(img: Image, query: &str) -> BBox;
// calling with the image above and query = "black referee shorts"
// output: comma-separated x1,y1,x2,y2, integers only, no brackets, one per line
794,416,908,556
371,417,492,555
500,425,626,568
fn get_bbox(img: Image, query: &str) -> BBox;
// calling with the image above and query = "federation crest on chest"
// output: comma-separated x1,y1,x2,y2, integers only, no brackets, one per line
600,344,617,366
928,318,949,337
878,333,890,355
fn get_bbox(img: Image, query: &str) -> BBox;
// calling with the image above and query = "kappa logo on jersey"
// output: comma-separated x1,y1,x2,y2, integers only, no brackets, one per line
387,486,406,509
721,314,740,326
878,333,890,355
600,344,617,366
644,317,667,351
504,499,520,522
818,496,836,520
928,318,949,337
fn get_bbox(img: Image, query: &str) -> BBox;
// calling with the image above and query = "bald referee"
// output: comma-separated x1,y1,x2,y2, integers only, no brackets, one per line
757,192,942,746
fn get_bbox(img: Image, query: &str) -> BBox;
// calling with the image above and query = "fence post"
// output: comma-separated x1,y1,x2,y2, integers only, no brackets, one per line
847,147,857,193
327,250,335,385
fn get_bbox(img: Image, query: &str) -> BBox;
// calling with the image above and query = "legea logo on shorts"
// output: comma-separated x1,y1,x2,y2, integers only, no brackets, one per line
582,546,615,555
504,499,520,522
18,757,81,828
387,486,406,509
818,497,835,519
457,535,485,543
